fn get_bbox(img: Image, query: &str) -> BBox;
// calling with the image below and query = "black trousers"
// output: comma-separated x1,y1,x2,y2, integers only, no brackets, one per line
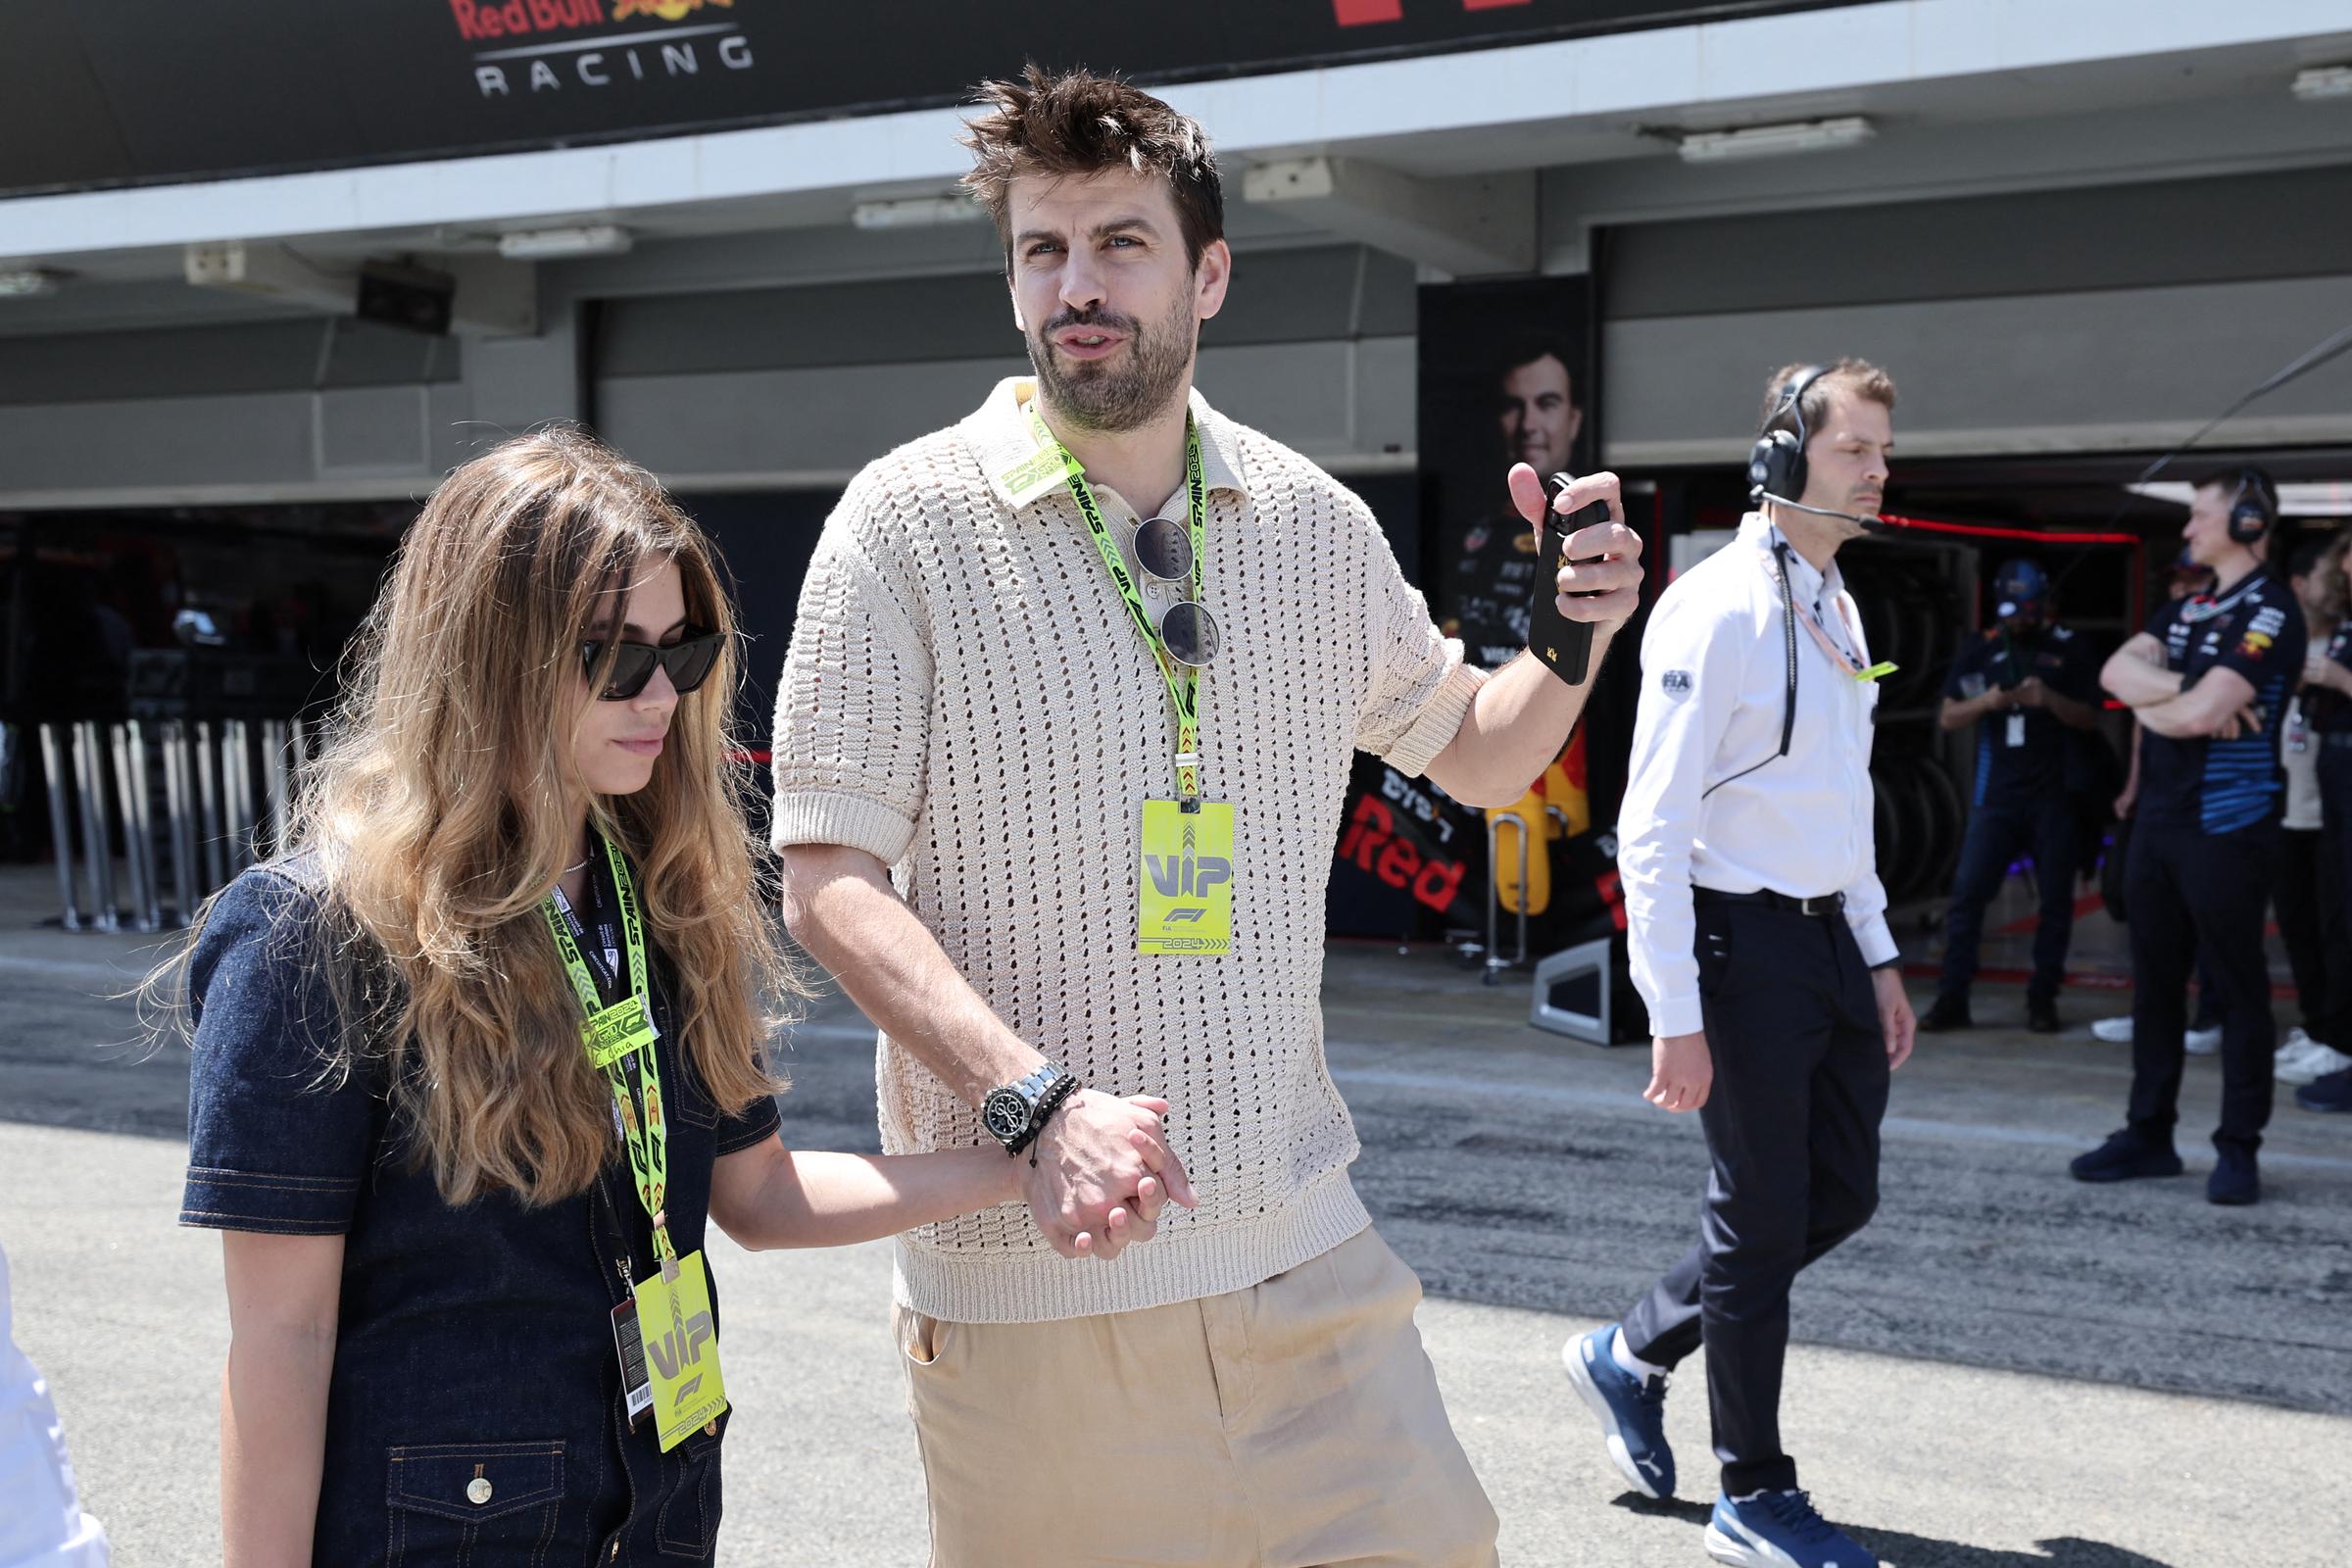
2275,824,2352,1047
1936,795,2081,1008
2124,820,2278,1152
1621,899,1889,1497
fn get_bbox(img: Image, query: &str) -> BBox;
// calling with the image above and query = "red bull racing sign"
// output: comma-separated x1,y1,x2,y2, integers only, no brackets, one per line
448,0,756,100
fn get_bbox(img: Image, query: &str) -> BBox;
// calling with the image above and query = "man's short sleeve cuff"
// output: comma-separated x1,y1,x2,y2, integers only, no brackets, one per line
769,788,917,868
1647,994,1706,1041
1849,913,1899,969
1378,662,1489,779
180,1166,360,1236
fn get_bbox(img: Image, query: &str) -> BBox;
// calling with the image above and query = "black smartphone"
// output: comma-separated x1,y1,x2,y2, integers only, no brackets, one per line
1528,471,1607,686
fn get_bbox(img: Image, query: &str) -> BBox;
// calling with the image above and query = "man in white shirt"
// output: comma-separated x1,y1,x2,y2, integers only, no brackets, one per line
1562,362,1915,1568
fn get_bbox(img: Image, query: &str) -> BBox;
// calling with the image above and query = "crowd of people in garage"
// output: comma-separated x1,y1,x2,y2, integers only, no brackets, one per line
1918,468,2352,1153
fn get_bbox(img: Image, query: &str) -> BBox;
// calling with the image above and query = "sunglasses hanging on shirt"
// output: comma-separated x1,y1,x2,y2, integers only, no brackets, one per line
580,629,724,701
1132,519,1223,667
1156,600,1223,668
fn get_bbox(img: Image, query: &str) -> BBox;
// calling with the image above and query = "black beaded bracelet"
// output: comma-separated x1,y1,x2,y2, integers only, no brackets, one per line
1021,1075,1083,1166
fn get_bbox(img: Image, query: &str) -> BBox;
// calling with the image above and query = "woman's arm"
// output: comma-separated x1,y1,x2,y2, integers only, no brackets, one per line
220,1231,343,1568
710,1141,1018,1251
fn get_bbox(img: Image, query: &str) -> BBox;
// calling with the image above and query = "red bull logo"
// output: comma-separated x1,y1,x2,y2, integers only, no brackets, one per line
449,0,610,41
459,0,756,100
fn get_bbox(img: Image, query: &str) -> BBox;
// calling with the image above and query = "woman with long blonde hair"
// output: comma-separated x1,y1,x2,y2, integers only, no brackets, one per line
169,429,1164,1566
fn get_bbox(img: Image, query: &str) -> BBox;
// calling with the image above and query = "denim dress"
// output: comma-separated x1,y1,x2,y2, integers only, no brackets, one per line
179,857,780,1567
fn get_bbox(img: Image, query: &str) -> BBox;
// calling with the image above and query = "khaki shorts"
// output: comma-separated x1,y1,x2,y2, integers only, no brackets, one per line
896,1226,1500,1568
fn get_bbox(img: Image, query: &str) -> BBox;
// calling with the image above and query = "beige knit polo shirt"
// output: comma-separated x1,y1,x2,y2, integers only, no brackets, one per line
771,376,1486,1324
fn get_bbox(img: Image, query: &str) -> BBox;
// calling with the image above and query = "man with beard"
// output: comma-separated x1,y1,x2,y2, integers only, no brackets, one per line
1443,342,1589,671
1920,559,2102,1034
765,66,1643,1566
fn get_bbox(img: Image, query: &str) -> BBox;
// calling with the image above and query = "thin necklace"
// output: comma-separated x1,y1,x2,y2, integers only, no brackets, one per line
561,857,591,876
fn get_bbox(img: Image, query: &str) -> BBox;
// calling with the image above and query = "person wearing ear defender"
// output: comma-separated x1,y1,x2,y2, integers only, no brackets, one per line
1565,361,1915,1568
2077,467,2304,1205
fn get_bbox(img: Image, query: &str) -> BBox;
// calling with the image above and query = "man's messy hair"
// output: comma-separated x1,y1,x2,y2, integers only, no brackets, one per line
959,64,1224,270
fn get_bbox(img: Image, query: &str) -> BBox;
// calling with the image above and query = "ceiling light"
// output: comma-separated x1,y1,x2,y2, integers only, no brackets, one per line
0,267,67,298
496,224,633,261
1678,117,1875,163
2291,66,2352,101
851,195,985,230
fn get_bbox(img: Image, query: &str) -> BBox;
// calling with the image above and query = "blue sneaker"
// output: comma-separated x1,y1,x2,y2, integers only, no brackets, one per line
1561,1324,1674,1498
1706,1490,1878,1567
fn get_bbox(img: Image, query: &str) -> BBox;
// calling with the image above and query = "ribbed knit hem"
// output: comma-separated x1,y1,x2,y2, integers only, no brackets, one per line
893,1166,1373,1324
768,787,917,867
1381,661,1487,779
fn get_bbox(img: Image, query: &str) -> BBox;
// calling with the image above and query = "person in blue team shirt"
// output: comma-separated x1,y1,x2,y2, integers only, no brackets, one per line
1920,560,2103,1034
2074,468,2304,1204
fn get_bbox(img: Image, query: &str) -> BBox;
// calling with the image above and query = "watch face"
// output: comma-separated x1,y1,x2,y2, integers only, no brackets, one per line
981,1088,1029,1143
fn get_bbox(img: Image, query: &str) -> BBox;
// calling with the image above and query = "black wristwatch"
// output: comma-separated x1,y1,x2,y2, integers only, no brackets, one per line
981,1060,1079,1158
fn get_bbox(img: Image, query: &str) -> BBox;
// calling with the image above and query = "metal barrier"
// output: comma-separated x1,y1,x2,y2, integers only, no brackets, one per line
1483,803,1574,986
37,726,84,932
36,717,303,932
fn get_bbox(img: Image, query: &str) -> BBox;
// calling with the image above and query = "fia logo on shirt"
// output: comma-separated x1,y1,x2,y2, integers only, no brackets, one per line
1660,670,1693,699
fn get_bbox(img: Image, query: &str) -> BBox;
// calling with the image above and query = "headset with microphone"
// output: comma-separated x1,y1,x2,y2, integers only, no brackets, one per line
2225,466,2277,546
1702,364,1897,800
1745,364,1889,531
1706,367,1832,799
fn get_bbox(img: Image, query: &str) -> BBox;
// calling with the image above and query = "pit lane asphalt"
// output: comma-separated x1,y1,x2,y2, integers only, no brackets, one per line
3,888,2344,1566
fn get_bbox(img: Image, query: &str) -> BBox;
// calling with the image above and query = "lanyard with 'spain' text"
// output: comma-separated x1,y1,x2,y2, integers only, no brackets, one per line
542,837,730,1450
1023,405,1209,803
543,835,674,1270
1010,406,1235,956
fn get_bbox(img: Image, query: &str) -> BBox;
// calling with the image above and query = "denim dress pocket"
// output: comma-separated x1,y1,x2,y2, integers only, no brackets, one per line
655,1422,723,1559
386,1440,566,1567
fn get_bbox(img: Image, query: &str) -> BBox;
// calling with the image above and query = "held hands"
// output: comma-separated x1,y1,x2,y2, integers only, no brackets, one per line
1019,1090,1198,1262
2010,677,2045,710
1644,1031,1712,1112
1505,465,1645,625
1876,967,1917,1070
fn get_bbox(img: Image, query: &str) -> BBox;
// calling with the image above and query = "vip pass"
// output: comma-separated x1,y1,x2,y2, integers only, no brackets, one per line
541,838,728,1451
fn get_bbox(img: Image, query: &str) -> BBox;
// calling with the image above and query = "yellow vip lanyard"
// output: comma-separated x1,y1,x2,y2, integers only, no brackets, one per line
1025,406,1209,802
542,836,676,1275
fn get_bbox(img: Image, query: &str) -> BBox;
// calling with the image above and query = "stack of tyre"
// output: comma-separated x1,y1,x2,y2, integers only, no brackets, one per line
1850,556,1966,906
